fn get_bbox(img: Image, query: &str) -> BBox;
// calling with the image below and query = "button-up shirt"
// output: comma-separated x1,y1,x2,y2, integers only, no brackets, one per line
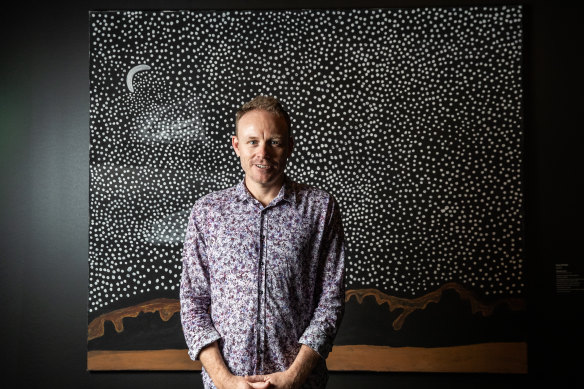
180,177,345,389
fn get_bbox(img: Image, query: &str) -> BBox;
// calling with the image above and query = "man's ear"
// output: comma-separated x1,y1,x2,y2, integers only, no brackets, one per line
232,135,241,157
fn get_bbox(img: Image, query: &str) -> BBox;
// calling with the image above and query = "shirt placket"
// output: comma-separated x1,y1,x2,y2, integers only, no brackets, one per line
256,207,268,374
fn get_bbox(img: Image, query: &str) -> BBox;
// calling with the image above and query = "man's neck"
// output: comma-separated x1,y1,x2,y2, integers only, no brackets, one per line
245,176,285,207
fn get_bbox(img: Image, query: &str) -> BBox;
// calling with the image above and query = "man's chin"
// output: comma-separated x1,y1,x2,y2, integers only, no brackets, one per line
247,172,284,187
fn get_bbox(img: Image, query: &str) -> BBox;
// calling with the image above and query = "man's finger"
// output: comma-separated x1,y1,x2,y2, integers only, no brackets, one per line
248,380,270,389
246,375,268,382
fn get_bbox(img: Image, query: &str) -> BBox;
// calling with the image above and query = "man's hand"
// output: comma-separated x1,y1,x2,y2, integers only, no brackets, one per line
202,342,319,389
200,342,270,389
245,375,272,389
268,344,321,388
246,344,321,388
249,371,297,389
218,375,270,389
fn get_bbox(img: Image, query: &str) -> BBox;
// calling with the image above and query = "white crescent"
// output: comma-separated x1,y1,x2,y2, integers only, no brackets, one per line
126,64,151,92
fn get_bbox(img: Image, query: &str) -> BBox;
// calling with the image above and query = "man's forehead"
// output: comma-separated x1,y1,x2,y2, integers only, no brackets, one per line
237,109,290,137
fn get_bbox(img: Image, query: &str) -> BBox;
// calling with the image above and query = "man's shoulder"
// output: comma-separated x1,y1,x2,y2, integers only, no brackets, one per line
192,185,238,210
290,180,337,205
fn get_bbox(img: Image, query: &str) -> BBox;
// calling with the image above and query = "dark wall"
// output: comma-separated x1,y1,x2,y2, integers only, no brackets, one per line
1,1,581,388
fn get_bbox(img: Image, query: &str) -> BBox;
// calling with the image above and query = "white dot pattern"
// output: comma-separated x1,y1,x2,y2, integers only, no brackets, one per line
89,7,524,315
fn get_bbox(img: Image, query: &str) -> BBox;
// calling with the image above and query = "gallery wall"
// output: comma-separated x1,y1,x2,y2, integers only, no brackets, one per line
1,0,582,388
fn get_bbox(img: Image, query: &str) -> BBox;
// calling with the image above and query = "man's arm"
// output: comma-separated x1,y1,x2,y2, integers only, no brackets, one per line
252,344,320,389
179,205,221,361
199,342,270,389
297,195,346,359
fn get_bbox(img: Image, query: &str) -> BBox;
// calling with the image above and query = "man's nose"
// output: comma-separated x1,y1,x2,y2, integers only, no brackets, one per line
257,142,271,157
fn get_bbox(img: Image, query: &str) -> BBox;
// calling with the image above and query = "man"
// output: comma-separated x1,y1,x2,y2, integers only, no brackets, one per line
180,96,345,389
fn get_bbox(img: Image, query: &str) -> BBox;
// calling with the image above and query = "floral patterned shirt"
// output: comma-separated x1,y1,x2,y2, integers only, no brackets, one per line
180,176,345,389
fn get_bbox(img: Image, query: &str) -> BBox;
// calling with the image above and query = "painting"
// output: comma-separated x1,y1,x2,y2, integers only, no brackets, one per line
88,7,526,373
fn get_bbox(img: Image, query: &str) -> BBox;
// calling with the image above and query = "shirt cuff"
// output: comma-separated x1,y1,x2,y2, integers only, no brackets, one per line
187,328,222,361
298,327,331,359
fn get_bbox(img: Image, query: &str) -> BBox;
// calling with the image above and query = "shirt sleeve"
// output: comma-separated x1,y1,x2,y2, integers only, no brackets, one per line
180,203,222,361
298,195,346,359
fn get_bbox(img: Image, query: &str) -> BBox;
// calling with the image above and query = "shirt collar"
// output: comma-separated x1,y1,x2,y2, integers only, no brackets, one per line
234,175,297,207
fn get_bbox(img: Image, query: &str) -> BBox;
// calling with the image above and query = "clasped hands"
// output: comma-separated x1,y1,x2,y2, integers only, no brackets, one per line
223,370,298,389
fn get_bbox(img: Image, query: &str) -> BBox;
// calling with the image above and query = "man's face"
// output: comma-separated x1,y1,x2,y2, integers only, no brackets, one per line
232,109,293,191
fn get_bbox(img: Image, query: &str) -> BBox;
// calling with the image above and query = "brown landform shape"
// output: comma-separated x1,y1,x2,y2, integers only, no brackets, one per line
345,282,526,330
87,343,528,373
88,298,180,341
88,282,525,340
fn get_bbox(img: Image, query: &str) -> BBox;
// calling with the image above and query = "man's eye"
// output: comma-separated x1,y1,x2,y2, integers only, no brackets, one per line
249,140,258,145
271,140,281,145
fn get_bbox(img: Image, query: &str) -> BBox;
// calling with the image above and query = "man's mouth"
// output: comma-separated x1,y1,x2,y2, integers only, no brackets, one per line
255,164,271,169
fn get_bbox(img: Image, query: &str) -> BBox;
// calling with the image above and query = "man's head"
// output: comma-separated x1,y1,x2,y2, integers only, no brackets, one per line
232,96,294,196
235,95,291,138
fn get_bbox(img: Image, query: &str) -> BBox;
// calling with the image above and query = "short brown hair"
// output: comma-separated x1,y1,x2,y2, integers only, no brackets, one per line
235,95,291,136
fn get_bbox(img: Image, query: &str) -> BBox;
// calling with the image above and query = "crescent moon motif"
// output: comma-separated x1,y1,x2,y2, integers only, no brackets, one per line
126,64,151,92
